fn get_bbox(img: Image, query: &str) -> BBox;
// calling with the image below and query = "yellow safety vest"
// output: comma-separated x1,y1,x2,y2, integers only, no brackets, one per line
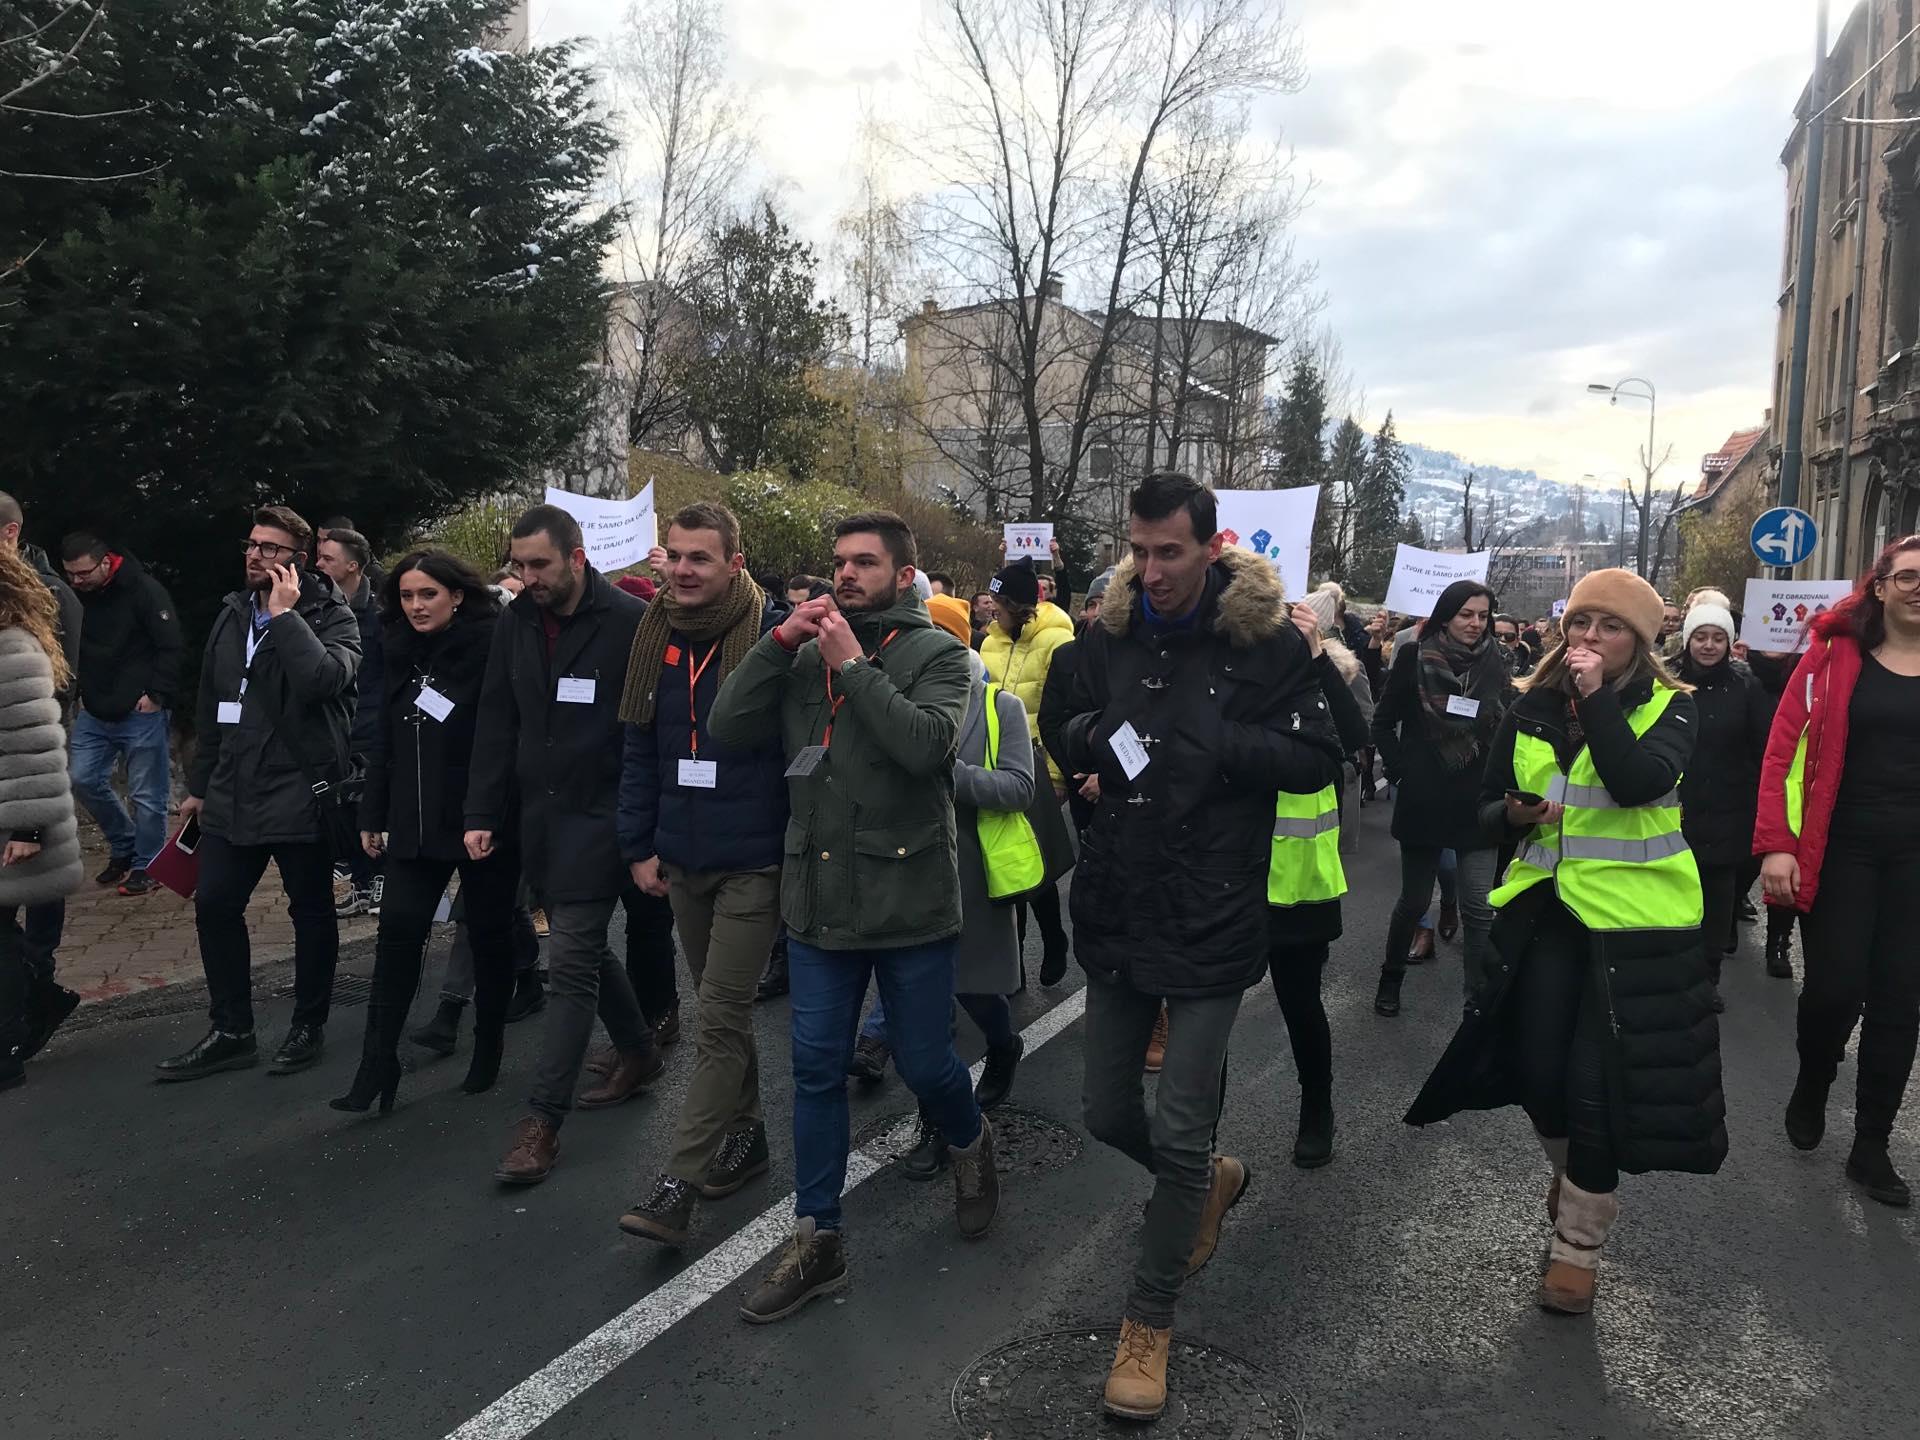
1490,685,1701,931
1267,784,1347,907
977,684,1045,901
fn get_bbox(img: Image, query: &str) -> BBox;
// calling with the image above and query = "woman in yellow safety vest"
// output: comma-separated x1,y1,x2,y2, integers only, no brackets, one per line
1406,568,1726,1318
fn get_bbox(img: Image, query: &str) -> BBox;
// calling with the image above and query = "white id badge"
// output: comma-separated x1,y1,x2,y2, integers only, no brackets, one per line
1445,695,1481,718
556,676,597,704
415,685,455,722
217,701,243,726
785,745,827,778
678,759,718,789
1109,721,1150,781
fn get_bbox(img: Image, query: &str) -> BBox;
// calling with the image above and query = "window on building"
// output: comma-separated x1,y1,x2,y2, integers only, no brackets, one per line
1089,444,1113,479
1784,198,1800,288
1825,305,1842,415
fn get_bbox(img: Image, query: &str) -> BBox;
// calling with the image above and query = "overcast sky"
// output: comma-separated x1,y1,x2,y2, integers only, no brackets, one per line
533,0,1827,492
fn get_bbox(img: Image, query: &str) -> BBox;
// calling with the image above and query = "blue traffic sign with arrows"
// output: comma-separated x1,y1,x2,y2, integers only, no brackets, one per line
1750,506,1818,567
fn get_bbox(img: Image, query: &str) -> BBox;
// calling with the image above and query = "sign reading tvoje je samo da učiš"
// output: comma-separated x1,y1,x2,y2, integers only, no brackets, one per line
543,483,658,573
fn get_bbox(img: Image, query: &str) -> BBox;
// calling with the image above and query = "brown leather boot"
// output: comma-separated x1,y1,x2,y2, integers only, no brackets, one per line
577,1042,665,1108
583,1043,617,1078
495,1115,560,1185
1539,1179,1618,1315
1186,1154,1252,1276
1103,1317,1172,1420
1144,1004,1169,1075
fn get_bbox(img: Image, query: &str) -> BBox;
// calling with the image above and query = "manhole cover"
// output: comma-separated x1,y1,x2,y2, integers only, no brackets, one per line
951,1327,1301,1438
276,974,373,1007
853,1106,1083,1175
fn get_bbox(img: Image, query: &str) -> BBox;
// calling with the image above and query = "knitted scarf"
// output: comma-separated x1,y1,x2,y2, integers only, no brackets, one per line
1416,626,1508,772
618,569,764,728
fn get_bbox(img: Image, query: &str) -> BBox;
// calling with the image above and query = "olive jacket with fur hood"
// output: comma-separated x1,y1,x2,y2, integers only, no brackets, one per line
1059,546,1344,997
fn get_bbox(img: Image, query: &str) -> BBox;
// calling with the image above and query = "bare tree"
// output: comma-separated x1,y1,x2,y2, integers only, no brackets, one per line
604,0,755,450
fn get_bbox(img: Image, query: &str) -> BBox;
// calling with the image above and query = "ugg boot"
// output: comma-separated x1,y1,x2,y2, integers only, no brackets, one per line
1538,1179,1619,1315
1536,1130,1568,1223
1103,1317,1172,1421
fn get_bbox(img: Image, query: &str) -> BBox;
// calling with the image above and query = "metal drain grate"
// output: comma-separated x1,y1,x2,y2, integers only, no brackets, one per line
854,1105,1083,1175
951,1328,1302,1438
274,974,373,1007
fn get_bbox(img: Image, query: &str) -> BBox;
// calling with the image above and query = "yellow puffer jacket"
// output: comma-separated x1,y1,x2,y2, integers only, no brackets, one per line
981,601,1076,785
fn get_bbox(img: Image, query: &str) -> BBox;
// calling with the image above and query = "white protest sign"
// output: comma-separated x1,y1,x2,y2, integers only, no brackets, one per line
1382,545,1491,617
1003,522,1054,558
543,483,657,572
1551,598,1568,619
1214,487,1321,598
1740,578,1851,652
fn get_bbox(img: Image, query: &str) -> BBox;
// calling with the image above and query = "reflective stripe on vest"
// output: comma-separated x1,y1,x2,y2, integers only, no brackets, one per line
1784,725,1810,839
1268,784,1346,907
1490,686,1702,931
977,684,1045,901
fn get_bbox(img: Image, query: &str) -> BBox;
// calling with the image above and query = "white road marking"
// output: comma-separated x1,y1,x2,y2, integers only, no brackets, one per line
446,984,1090,1440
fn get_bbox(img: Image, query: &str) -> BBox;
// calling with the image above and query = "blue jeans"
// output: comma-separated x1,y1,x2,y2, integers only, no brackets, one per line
69,708,172,869
789,937,981,1230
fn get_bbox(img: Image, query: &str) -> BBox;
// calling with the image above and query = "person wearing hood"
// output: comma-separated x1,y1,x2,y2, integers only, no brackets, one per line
156,506,362,1083
1370,579,1513,1017
1673,602,1770,1012
980,556,1077,986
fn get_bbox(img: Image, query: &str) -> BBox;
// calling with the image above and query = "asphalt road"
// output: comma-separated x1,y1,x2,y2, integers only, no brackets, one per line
5,797,1915,1440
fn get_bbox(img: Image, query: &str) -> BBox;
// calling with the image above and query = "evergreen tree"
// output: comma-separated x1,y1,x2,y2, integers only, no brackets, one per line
1312,415,1368,583
1272,353,1327,492
1348,411,1409,597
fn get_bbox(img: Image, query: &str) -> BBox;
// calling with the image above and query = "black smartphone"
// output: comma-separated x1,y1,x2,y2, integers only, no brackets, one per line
176,815,202,855
1506,789,1546,807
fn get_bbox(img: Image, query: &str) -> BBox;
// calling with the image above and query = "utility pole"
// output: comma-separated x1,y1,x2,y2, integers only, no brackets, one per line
1779,0,1830,516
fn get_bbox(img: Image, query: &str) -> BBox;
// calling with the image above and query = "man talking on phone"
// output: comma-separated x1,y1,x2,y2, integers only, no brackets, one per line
156,507,361,1083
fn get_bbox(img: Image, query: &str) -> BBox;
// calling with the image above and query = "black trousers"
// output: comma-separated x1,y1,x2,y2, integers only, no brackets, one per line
620,880,679,1025
0,912,27,1049
195,833,337,1034
1799,841,1920,1142
1268,939,1331,1097
21,901,62,980
1698,863,1739,981
1513,901,1618,1194
375,852,520,1030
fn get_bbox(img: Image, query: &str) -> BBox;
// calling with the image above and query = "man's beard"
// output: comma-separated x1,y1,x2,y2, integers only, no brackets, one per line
836,583,898,615
534,570,578,610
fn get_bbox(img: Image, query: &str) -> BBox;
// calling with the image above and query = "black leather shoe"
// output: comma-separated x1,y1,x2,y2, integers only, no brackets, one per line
1373,975,1402,1017
155,1029,258,1082
505,971,546,1023
268,1024,325,1075
756,941,790,1002
974,1036,1023,1110
1293,1090,1334,1169
1785,1070,1830,1151
1766,931,1794,979
896,1111,949,1181
1845,1137,1913,1208
21,979,80,1060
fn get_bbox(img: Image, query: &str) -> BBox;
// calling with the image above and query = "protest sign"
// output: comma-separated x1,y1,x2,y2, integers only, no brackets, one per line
1214,487,1321,598
543,483,657,572
1739,578,1852,653
1551,599,1568,619
1382,545,1491,617
1003,522,1054,558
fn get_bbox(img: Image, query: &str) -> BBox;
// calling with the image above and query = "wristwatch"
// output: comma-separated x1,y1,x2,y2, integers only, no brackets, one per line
839,657,863,675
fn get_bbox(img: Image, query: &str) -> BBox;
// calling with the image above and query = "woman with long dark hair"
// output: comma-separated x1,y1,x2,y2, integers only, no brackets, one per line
1409,568,1724,1316
330,548,511,1112
1370,580,1512,1017
1758,534,1920,1207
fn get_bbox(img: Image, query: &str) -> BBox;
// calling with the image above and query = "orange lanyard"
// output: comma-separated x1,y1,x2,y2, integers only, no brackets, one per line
686,641,720,758
823,628,899,748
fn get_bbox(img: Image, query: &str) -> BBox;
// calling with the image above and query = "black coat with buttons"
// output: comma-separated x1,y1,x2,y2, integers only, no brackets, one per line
1060,549,1344,998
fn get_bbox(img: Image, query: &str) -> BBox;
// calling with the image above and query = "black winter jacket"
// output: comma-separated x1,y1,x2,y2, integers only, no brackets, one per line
69,550,182,721
1371,639,1507,853
616,596,791,873
189,572,361,846
23,543,80,713
1037,633,1093,833
1407,678,1727,1177
464,565,643,903
360,609,499,862
1061,549,1344,997
1676,656,1770,867
343,580,386,760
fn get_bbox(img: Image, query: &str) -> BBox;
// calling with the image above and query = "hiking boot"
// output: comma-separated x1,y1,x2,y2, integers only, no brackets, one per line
267,1023,325,1075
117,868,157,897
1293,1090,1334,1169
584,1043,618,1077
620,1174,699,1247
740,1217,847,1324
495,1115,560,1185
1144,1004,1169,1074
974,1035,1024,1110
576,1042,664,1108
896,1111,949,1181
1766,930,1794,979
1374,973,1402,1017
1103,1318,1172,1421
702,1121,771,1199
94,855,133,887
1845,1137,1913,1208
847,1033,889,1084
154,1029,258,1082
504,970,546,1023
410,998,464,1055
1186,1154,1251,1275
1406,925,1435,963
652,1006,681,1047
21,978,81,1060
1785,1069,1831,1151
952,1115,999,1239
1438,901,1460,941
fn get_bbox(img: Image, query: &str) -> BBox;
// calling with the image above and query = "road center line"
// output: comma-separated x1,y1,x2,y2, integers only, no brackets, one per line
445,984,1090,1440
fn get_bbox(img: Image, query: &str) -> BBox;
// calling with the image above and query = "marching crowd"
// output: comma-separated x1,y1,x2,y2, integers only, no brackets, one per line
0,476,1916,1423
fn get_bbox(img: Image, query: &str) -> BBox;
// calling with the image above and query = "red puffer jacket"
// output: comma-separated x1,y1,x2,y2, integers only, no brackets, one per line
1751,609,1864,913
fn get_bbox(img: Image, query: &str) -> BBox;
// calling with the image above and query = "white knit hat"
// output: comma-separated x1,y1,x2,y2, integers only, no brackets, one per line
1299,587,1341,634
1682,602,1737,648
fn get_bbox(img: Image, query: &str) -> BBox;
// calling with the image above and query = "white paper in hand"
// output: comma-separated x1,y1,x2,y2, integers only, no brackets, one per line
1109,721,1150,781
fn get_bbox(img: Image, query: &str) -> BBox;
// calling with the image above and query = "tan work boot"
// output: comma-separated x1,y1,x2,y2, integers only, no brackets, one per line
1144,1003,1169,1075
1103,1317,1172,1420
1539,1179,1619,1315
1186,1154,1252,1276
494,1115,560,1185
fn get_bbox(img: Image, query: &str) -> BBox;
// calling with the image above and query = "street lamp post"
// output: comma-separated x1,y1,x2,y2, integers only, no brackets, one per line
1587,378,1658,577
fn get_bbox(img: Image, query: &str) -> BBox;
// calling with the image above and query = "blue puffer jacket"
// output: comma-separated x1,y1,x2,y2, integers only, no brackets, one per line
616,596,791,872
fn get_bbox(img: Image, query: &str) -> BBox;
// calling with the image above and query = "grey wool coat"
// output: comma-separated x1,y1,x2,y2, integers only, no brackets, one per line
952,663,1036,996
0,628,84,906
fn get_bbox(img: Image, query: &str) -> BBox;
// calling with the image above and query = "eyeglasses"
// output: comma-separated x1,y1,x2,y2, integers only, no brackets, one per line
63,556,107,584
241,539,295,560
1882,568,1920,595
1564,613,1631,641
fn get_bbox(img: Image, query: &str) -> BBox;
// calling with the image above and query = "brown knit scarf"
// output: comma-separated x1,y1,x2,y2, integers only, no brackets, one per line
619,569,765,728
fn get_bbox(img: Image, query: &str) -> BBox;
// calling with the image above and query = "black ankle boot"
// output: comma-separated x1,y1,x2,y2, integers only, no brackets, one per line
21,977,80,1060
462,1022,505,1094
331,1003,405,1113
756,938,789,1002
896,1110,949,1181
974,1035,1024,1110
1845,1136,1912,1208
505,969,546,1023
411,998,464,1055
1293,1088,1334,1169
1765,928,1794,979
1785,1069,1831,1150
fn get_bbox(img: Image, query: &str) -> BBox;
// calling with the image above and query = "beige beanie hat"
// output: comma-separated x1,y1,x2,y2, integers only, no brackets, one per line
1564,568,1666,648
